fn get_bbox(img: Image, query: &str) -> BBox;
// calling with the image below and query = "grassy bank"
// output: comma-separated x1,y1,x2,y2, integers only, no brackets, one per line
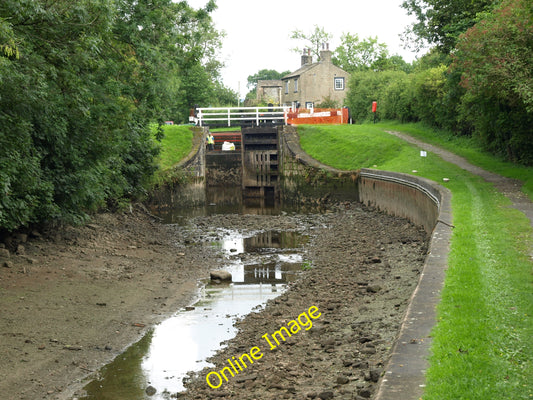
378,122,533,200
152,124,194,171
298,124,532,399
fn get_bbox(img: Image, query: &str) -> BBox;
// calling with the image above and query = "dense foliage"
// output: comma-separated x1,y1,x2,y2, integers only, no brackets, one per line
289,25,333,61
452,0,533,163
333,34,412,73
246,69,292,90
0,0,228,232
401,0,495,52
346,0,532,165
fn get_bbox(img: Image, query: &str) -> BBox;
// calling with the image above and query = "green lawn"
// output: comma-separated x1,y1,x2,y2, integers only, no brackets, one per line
298,123,532,400
152,124,193,171
378,121,533,200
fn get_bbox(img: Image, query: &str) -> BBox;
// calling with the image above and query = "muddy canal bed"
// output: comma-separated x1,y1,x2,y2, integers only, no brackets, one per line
177,204,428,400
81,228,310,399
0,201,428,400
79,203,428,400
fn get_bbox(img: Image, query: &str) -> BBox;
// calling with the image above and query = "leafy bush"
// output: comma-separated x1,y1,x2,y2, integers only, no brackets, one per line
411,65,448,126
0,0,221,232
451,0,533,164
345,0,532,165
346,70,418,123
380,73,416,122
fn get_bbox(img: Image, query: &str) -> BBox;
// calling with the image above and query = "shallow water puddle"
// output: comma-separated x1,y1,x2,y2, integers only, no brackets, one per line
80,230,307,399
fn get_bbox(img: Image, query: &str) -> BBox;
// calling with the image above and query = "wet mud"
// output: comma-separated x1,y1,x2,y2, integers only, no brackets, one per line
0,201,428,400
179,202,428,400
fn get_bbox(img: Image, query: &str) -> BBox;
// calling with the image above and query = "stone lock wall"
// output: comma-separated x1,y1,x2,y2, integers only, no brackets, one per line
357,169,442,233
280,125,448,233
280,125,359,204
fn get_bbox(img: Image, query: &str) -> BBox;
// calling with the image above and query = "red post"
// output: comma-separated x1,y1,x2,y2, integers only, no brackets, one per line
372,101,377,123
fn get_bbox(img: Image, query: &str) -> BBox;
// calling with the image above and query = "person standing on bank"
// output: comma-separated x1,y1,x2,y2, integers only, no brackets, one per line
207,133,215,151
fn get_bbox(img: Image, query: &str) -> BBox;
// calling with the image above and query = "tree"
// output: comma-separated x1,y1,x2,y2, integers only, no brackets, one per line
290,25,333,61
381,72,416,122
247,69,291,90
346,70,413,122
333,33,390,72
113,0,223,122
0,0,223,231
401,0,496,53
451,0,533,164
411,65,448,125
212,81,239,107
373,54,414,73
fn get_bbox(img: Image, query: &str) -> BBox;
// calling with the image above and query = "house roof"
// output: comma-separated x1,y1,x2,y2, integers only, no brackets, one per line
282,63,318,80
282,60,348,81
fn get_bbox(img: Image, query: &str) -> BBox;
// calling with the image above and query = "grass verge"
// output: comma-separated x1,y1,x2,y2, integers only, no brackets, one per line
376,121,533,200
298,123,532,399
152,124,193,171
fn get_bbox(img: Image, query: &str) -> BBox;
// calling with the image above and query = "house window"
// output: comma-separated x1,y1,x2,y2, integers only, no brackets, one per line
294,78,298,93
334,77,345,90
285,81,289,94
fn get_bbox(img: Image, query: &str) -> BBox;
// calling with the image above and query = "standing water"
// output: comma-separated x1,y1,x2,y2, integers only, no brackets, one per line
80,227,308,399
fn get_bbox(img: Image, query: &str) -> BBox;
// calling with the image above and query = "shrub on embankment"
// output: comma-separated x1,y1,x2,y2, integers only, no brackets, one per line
0,1,222,233
149,124,196,189
345,0,533,165
298,123,532,400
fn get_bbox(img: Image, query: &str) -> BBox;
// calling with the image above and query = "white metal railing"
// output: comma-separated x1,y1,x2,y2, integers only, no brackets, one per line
190,106,290,127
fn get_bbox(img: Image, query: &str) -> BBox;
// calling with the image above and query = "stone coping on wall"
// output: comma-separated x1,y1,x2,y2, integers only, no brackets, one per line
358,168,442,209
281,125,453,399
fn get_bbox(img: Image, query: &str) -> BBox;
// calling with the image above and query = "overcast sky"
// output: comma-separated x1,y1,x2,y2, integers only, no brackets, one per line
186,0,421,99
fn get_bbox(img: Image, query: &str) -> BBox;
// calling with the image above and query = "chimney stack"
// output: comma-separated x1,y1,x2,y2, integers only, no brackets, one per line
301,48,313,66
320,43,332,63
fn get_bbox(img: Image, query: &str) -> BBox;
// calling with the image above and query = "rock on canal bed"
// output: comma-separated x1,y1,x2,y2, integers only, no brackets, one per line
210,270,232,281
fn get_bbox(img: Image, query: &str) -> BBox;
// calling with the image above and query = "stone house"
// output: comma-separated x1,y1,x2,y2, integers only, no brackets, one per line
256,80,283,105
281,44,349,109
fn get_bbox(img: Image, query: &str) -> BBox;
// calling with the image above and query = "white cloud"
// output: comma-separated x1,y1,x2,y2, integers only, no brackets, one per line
186,0,420,97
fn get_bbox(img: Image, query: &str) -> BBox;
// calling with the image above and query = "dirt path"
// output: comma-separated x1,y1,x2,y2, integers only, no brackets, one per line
386,131,533,235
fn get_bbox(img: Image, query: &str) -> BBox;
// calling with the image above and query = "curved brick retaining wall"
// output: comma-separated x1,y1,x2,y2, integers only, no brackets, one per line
358,168,443,233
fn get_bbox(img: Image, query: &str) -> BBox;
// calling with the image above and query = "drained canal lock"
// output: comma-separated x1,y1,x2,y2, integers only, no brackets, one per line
80,227,309,399
75,184,429,400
